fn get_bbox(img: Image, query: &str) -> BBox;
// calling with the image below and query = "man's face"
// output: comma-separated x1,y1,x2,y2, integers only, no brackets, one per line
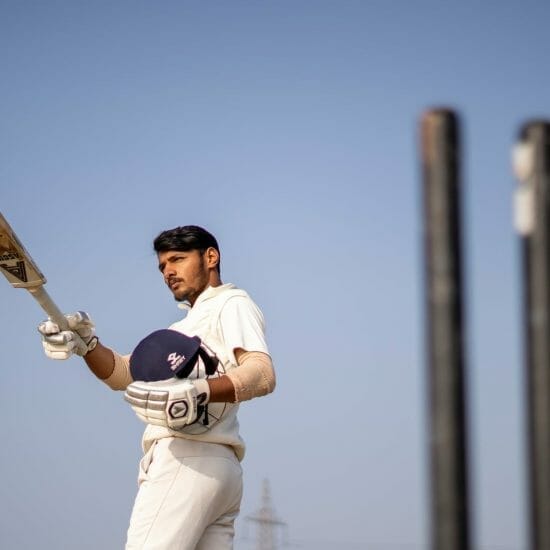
157,249,211,304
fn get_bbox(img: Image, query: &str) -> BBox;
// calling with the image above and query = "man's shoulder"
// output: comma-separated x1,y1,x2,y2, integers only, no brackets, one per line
208,285,264,322
210,284,251,305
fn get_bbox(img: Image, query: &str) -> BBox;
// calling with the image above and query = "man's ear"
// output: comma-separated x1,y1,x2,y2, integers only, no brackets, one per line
205,247,220,270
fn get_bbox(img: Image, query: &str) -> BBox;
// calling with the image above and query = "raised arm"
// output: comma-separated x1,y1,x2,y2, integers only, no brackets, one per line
38,311,133,389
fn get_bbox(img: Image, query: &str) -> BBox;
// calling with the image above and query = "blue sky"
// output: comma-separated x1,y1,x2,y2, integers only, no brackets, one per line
1,2,549,549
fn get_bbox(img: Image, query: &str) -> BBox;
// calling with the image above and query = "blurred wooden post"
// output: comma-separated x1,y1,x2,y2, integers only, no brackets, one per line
513,121,550,550
420,108,470,550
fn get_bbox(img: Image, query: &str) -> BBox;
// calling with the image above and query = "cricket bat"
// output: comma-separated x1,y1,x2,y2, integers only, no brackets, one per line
0,212,87,354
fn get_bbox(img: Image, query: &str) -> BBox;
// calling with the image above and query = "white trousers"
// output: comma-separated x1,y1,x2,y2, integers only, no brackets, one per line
126,437,243,550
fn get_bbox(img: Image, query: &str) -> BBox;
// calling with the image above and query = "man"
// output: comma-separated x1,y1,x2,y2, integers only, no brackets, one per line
38,225,276,550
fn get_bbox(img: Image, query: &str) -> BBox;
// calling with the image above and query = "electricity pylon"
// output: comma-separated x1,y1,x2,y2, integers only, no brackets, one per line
245,479,288,550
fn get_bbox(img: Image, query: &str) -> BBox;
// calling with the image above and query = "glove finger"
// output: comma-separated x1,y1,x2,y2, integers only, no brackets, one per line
43,331,76,345
38,320,60,336
43,339,78,353
128,403,167,422
76,328,93,341
67,311,93,329
125,384,162,399
143,409,168,421
129,380,172,391
125,393,167,414
124,393,149,408
49,350,73,360
42,342,73,360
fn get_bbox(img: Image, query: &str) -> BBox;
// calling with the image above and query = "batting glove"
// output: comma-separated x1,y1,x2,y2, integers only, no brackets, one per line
124,378,210,430
38,311,98,360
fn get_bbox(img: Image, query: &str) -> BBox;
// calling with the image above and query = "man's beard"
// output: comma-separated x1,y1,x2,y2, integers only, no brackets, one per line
170,259,209,305
174,289,191,302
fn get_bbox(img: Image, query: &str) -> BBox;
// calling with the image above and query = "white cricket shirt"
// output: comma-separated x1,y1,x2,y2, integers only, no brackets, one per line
142,283,269,461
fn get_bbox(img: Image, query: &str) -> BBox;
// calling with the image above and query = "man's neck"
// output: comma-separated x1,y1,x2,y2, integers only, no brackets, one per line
188,277,223,306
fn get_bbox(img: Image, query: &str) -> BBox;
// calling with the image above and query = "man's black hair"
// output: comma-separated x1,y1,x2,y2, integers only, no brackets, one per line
153,225,221,273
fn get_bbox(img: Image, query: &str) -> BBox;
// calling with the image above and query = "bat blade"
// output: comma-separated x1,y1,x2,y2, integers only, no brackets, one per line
0,212,46,289
0,211,88,354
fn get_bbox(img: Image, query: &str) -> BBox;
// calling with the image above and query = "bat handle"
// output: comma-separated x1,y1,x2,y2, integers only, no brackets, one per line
28,286,89,355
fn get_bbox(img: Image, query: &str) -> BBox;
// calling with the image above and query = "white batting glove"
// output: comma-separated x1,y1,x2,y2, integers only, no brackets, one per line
124,378,210,430
37,311,98,360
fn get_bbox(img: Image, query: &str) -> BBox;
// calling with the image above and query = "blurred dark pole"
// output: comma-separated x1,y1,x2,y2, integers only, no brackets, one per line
514,121,550,550
420,108,470,550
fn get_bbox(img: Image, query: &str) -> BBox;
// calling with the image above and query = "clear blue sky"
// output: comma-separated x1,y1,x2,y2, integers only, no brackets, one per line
1,2,549,549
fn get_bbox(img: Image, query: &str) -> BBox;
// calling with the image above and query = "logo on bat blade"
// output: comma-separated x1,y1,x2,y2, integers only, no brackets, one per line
0,260,28,282
0,218,46,287
0,232,19,257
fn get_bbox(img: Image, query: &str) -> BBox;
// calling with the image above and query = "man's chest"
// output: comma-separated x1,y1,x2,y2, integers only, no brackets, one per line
170,302,221,344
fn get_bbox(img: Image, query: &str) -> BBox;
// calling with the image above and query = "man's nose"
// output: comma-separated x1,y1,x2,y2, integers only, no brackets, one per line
163,264,176,278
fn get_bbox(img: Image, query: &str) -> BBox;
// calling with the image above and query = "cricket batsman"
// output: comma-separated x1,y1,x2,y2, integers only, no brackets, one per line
37,225,276,549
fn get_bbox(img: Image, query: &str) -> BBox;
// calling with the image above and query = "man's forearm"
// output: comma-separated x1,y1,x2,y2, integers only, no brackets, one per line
84,341,116,380
207,350,275,403
207,375,238,402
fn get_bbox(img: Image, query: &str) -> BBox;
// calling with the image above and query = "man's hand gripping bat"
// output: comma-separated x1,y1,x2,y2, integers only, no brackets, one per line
0,212,88,355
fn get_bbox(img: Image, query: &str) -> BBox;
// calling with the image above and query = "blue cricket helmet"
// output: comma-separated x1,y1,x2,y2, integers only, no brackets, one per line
129,329,203,382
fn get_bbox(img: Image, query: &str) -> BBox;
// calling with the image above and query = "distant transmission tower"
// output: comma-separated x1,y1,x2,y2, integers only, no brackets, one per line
245,478,288,550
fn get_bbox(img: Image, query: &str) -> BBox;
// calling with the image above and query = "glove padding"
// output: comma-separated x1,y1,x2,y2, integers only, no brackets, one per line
37,311,97,360
124,378,210,430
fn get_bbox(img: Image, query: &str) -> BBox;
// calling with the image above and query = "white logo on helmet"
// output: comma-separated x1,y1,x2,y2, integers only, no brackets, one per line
167,352,185,371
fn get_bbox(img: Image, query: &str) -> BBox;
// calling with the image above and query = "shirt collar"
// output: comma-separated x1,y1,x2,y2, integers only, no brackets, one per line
176,283,236,311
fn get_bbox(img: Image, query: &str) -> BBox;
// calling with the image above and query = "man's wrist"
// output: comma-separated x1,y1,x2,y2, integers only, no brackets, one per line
85,336,99,355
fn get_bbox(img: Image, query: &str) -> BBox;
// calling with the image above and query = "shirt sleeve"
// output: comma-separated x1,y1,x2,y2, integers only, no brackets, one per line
217,295,269,365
